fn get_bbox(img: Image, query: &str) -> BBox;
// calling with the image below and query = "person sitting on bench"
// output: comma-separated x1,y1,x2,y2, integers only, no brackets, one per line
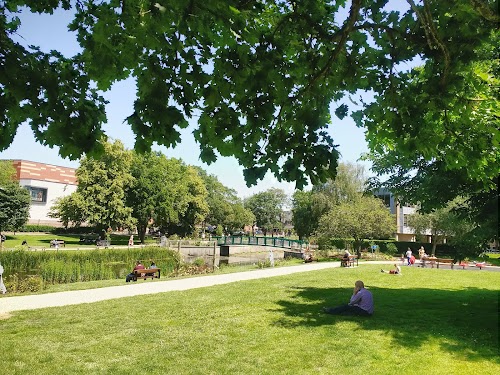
342,250,351,265
126,260,145,282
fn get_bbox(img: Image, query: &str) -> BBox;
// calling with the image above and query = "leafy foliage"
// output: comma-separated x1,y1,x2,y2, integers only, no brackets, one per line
363,28,499,248
292,162,368,239
0,159,16,184
2,1,497,188
162,166,209,237
408,198,489,258
0,161,30,232
49,140,135,231
317,195,395,252
195,168,255,233
127,152,207,241
245,188,288,234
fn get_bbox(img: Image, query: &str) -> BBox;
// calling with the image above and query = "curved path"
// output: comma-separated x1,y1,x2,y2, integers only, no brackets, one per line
1,260,498,314
0,262,346,314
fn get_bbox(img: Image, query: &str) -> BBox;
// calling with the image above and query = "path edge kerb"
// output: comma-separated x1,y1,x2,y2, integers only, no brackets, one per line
0,261,416,314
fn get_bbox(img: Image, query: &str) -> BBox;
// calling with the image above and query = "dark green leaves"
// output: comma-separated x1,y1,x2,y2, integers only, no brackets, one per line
1,0,498,190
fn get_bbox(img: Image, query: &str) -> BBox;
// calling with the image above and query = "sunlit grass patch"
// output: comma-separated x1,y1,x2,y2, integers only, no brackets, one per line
0,265,498,374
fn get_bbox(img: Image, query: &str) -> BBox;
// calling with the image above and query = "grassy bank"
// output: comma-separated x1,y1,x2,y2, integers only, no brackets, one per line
0,264,498,374
0,233,158,249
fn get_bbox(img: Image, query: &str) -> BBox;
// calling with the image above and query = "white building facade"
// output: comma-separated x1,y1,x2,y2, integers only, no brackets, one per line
10,160,77,226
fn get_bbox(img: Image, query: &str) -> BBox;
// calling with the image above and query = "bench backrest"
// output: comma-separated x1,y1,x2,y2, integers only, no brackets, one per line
134,268,159,275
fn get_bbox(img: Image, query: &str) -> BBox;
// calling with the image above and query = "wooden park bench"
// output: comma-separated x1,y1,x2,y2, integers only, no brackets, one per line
435,258,455,269
96,239,110,248
341,255,358,267
420,257,454,269
50,240,65,248
132,268,161,281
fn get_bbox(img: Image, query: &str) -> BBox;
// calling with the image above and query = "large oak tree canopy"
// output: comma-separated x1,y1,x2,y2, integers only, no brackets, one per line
0,0,497,188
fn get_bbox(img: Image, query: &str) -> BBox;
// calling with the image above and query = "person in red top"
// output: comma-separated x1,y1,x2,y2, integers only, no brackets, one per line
126,260,145,282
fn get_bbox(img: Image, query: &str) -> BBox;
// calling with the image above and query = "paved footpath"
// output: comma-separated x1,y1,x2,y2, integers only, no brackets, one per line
1,260,497,314
0,261,351,314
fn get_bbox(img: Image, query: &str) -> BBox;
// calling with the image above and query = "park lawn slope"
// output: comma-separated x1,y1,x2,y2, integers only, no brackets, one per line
0,265,498,374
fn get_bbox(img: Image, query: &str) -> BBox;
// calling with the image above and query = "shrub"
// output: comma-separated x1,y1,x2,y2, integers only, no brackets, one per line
386,242,398,256
4,274,43,293
192,257,205,267
15,225,56,233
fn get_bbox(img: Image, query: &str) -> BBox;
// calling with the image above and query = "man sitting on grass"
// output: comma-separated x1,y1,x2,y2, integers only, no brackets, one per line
323,280,374,316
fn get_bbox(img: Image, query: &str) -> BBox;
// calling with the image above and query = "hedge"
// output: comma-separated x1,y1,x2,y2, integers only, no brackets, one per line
318,238,460,258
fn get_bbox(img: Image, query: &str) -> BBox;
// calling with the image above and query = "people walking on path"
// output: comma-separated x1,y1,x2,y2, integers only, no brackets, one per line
406,248,413,266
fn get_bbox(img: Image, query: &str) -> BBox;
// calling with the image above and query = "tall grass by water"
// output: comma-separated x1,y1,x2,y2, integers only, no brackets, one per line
0,247,181,286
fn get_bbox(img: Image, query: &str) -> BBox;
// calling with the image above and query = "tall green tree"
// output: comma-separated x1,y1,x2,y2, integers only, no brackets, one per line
0,160,16,185
2,1,497,188
408,198,485,258
245,188,288,235
195,168,255,234
126,152,193,242
0,160,30,233
292,162,368,239
48,193,88,229
312,163,367,205
163,166,209,237
317,196,395,252
49,141,135,232
291,190,315,240
364,29,499,248
225,203,256,234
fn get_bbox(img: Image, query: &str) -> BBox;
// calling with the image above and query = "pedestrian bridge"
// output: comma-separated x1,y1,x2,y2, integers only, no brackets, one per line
213,236,307,251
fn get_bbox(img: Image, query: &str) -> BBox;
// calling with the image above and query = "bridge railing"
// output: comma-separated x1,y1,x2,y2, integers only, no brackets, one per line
213,236,307,250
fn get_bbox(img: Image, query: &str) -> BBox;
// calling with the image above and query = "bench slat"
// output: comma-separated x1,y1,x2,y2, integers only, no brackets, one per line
132,268,161,281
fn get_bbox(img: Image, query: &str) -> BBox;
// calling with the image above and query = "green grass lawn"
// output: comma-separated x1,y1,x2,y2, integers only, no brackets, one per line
0,265,498,374
0,233,156,249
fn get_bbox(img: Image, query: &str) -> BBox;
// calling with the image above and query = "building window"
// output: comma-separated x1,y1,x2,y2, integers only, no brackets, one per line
403,214,409,227
374,193,391,208
25,186,48,203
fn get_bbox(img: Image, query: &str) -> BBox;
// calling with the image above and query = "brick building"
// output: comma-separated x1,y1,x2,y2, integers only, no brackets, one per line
9,160,77,226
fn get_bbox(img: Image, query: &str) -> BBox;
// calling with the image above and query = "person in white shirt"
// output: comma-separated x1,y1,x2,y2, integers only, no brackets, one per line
0,262,7,294
405,248,413,266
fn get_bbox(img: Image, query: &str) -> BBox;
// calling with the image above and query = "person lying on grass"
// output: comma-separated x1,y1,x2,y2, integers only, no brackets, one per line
381,264,402,275
323,280,374,316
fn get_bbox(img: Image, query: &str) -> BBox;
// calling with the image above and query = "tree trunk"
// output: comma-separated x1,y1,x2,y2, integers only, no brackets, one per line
138,224,147,244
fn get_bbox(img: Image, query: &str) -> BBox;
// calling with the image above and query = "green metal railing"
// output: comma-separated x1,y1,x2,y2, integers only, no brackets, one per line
212,236,307,250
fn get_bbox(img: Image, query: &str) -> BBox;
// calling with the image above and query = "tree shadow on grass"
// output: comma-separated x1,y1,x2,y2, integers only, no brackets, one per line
272,286,499,363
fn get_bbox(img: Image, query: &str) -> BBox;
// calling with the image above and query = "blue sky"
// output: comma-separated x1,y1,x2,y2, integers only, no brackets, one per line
0,7,372,199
